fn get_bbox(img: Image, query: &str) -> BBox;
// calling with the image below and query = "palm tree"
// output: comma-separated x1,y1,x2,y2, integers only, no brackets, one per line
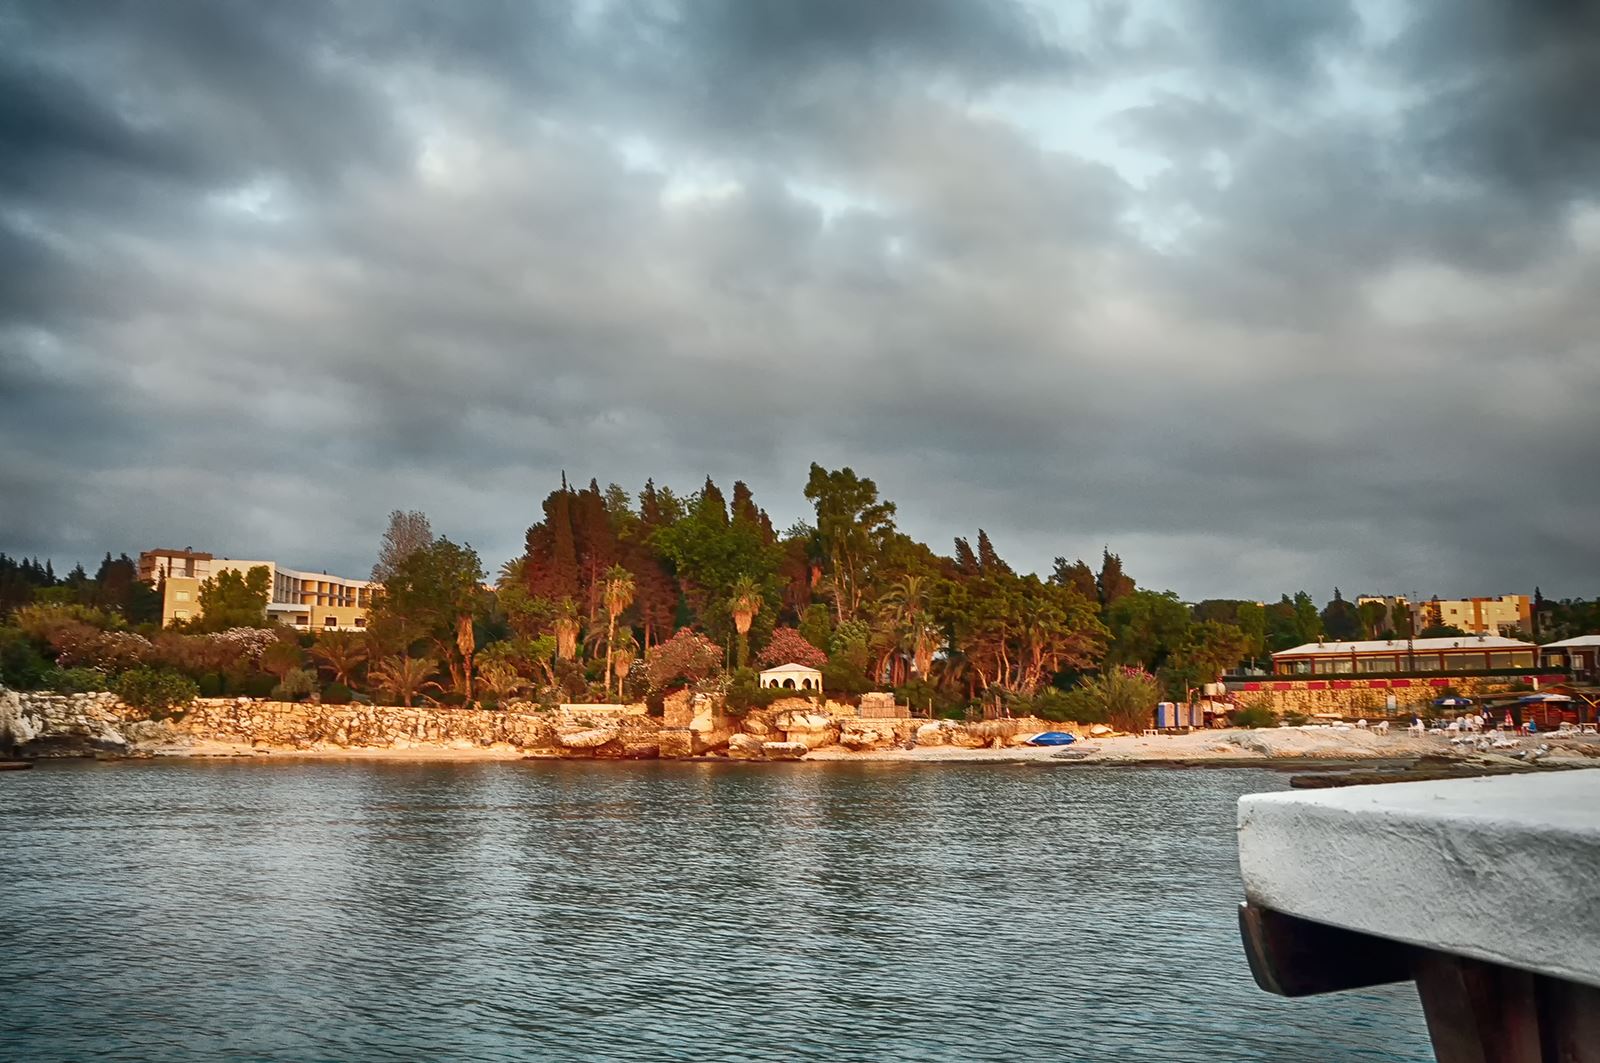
880,575,940,678
476,658,522,700
728,575,763,669
611,629,638,699
553,597,581,662
370,655,437,708
457,614,476,700
311,630,368,688
601,565,636,699
496,556,528,592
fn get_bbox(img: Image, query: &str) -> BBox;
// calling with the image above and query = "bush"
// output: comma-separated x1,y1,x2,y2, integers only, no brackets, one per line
723,668,797,716
323,682,353,705
241,673,277,698
0,628,51,690
270,667,318,702
1232,705,1277,729
41,666,107,693
196,672,225,698
1047,668,1157,730
114,667,199,719
1281,710,1309,727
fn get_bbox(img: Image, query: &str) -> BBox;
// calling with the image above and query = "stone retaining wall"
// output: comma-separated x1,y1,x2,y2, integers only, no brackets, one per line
1,686,1069,761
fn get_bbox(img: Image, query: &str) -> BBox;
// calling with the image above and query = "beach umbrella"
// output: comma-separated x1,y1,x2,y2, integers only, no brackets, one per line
1518,692,1574,728
1433,696,1474,708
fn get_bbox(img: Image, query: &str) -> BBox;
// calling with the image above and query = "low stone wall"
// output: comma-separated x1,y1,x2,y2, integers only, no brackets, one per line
1,686,1071,761
1232,675,1563,716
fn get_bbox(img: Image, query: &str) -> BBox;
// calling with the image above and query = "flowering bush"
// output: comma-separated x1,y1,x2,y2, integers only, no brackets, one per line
755,627,828,671
645,628,723,690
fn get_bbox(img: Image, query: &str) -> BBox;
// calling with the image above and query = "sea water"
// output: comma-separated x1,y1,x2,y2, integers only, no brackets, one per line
0,760,1432,1061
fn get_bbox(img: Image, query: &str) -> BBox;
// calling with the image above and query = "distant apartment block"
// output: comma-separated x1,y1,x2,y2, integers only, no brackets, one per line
1355,593,1531,637
138,548,375,631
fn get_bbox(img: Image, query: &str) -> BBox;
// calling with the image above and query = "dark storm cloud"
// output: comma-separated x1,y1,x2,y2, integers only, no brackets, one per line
1,0,1597,600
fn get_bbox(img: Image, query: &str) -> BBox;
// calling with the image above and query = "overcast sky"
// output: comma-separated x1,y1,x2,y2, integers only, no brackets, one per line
2,0,1597,601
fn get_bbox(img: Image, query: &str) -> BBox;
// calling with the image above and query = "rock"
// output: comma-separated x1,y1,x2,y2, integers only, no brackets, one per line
839,721,896,751
557,726,620,750
916,722,949,746
761,741,808,760
657,729,695,759
777,711,839,749
617,737,661,759
727,733,766,760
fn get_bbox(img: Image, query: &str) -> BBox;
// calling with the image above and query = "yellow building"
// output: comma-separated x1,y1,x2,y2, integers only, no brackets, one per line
1356,594,1532,637
138,548,375,631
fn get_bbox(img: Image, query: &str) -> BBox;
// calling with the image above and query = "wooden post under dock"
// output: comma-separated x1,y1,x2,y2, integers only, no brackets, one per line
1237,771,1600,1063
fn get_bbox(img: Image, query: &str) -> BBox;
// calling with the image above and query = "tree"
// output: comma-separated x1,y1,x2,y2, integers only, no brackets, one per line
370,655,437,707
728,574,763,669
1050,557,1098,602
804,463,896,623
878,574,942,679
553,597,582,661
1357,599,1390,639
975,530,1012,577
1164,620,1250,698
644,628,723,690
601,564,636,698
1096,549,1136,608
259,638,304,682
1104,590,1191,672
374,538,486,698
194,566,271,630
311,630,368,687
756,627,829,670
372,510,433,584
611,630,638,695
1321,588,1360,641
1419,623,1468,638
1292,591,1322,644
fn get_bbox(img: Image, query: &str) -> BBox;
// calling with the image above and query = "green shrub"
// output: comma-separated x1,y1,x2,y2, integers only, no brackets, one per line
113,667,198,719
1281,710,1309,727
0,628,50,690
270,667,318,702
241,673,277,698
322,682,353,705
42,666,107,693
196,672,225,698
1231,705,1277,729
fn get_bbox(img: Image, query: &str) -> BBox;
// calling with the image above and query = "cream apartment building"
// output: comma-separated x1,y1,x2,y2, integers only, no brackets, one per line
1356,594,1532,637
138,548,375,631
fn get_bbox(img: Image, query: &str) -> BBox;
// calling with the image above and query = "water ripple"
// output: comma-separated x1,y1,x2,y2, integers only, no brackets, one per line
0,761,1433,1062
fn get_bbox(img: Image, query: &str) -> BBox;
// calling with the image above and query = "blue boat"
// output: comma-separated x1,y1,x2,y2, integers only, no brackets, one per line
1025,731,1076,746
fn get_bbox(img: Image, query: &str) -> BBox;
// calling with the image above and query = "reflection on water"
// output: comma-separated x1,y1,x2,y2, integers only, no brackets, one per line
0,761,1432,1062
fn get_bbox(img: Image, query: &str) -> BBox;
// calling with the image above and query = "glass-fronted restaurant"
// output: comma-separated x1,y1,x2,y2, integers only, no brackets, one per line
1272,636,1539,677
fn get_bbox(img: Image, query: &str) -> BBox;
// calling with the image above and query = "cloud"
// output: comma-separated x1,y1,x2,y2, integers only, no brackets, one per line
1,0,1597,602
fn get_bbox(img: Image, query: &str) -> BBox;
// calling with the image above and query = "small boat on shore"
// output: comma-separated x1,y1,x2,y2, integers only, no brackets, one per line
0,758,36,771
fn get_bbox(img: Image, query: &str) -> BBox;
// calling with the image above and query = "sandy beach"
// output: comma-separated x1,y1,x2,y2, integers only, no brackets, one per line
161,725,1600,768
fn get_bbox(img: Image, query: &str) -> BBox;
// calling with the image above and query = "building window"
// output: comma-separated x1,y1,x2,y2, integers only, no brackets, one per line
175,590,190,602
354,617,366,628
1443,653,1486,671
1357,656,1395,673
173,610,188,619
324,616,337,628
1411,655,1439,671
1313,658,1352,675
294,615,307,625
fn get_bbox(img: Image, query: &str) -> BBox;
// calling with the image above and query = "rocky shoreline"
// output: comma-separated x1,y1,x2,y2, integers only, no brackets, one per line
5,686,1598,774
